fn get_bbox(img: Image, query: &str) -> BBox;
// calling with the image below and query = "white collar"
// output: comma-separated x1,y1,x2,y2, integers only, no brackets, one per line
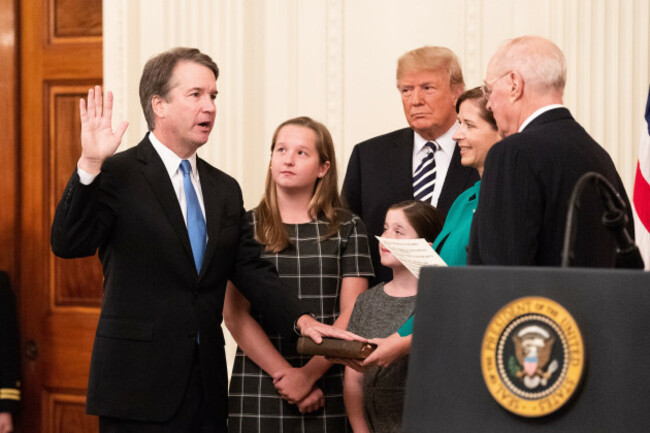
148,131,199,178
413,122,458,154
518,104,564,132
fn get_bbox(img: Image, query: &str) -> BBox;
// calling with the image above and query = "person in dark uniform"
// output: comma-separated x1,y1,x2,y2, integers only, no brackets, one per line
0,271,20,433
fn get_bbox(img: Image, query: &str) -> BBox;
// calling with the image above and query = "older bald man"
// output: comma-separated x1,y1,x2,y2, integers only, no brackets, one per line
468,35,636,267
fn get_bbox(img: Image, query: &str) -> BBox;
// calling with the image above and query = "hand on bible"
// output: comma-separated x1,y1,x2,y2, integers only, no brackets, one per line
296,314,365,344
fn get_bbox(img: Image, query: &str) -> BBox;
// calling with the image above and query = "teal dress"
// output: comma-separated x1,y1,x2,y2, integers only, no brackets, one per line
397,181,481,336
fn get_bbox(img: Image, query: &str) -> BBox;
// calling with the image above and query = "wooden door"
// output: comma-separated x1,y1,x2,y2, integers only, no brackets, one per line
0,0,18,277
19,1,103,432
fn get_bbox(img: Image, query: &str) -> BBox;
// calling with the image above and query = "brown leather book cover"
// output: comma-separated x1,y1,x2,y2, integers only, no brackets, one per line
296,337,377,359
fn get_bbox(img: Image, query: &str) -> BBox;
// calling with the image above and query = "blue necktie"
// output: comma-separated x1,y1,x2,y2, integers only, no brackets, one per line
180,160,206,272
413,141,439,202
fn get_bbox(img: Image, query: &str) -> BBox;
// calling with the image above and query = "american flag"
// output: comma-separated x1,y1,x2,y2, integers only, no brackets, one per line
633,86,650,270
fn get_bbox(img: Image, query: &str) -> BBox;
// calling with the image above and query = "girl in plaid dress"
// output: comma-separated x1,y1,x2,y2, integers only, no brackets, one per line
224,117,374,433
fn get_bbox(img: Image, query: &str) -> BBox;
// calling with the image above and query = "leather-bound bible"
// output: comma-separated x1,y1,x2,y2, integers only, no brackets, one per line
296,337,377,359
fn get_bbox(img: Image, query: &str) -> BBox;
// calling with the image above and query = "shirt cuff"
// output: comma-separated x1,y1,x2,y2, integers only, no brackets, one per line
76,166,99,185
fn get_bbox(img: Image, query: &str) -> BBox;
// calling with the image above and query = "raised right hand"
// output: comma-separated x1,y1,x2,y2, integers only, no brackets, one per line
77,85,129,175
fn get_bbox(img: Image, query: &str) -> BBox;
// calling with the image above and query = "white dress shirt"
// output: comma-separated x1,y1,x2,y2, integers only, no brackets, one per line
518,104,564,132
411,122,458,207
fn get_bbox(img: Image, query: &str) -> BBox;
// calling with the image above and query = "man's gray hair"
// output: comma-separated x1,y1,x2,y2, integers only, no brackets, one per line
497,36,566,95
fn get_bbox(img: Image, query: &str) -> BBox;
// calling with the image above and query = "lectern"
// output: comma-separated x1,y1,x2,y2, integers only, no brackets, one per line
403,266,650,432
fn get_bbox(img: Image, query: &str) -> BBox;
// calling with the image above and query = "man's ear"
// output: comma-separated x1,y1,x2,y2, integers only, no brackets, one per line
451,84,465,105
509,71,524,101
151,95,165,119
428,241,433,247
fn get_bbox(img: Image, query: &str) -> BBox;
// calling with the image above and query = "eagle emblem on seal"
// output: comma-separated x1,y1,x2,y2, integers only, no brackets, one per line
510,325,559,389
482,297,585,417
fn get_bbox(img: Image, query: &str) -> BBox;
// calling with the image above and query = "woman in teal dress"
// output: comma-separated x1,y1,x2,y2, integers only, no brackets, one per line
362,87,501,359
432,86,500,266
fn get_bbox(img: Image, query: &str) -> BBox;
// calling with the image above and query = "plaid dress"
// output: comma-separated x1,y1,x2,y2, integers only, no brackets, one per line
228,209,374,433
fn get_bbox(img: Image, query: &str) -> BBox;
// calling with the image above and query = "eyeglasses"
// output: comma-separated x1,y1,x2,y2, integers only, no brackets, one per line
481,72,511,97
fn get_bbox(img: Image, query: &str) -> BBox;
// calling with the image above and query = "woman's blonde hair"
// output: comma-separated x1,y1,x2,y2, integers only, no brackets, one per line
255,117,341,252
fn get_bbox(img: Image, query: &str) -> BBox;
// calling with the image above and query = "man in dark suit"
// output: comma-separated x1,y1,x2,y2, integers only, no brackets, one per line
0,272,20,433
468,36,636,267
51,47,358,433
342,46,479,284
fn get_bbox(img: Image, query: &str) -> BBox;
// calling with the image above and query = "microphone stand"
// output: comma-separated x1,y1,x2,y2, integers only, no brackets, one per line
561,172,644,268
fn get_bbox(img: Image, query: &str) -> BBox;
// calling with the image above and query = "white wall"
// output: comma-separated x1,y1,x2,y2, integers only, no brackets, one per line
103,0,650,376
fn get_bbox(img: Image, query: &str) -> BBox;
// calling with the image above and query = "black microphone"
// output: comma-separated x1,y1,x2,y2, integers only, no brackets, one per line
561,172,645,268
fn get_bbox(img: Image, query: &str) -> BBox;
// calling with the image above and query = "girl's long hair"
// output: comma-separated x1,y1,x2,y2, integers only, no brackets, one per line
255,117,341,253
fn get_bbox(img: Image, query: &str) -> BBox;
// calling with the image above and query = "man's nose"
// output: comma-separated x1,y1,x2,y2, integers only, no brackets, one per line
202,96,216,112
411,87,424,104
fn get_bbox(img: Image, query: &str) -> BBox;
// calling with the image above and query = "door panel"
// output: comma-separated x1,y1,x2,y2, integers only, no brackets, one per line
20,1,103,432
0,0,18,277
49,85,103,308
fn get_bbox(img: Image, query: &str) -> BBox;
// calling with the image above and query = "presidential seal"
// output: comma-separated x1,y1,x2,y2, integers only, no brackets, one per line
480,296,584,417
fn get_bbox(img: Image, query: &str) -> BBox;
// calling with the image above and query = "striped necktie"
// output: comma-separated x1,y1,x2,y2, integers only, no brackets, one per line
180,160,206,272
413,141,439,202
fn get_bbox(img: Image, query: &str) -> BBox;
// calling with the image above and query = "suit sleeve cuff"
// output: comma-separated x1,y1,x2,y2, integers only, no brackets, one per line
76,166,98,185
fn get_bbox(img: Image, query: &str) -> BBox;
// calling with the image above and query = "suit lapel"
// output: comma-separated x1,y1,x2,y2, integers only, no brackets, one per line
438,144,464,203
197,159,221,278
137,138,195,267
394,128,416,197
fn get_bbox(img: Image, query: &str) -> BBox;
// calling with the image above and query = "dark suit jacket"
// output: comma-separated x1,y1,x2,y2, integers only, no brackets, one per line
468,107,635,267
51,136,304,422
342,127,479,284
0,271,21,414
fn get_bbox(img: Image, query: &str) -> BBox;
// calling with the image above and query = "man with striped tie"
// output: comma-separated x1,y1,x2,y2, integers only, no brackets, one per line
343,46,479,284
